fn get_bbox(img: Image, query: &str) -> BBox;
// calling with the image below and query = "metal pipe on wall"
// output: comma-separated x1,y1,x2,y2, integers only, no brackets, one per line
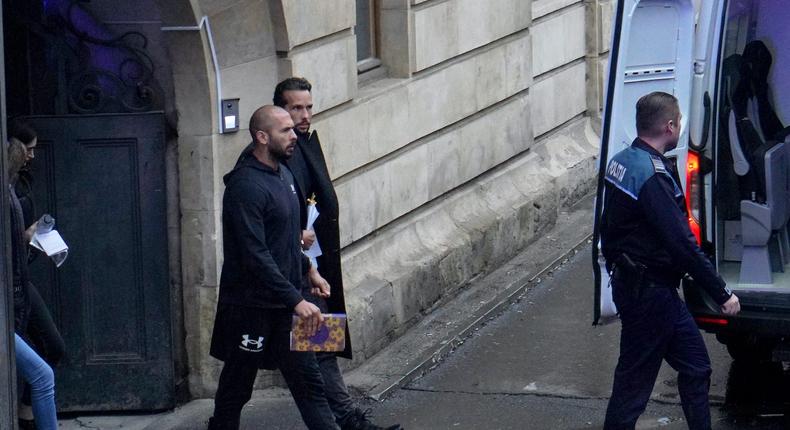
161,16,224,134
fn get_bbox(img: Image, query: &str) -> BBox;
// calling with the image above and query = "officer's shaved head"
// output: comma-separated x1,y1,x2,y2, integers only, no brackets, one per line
635,92,680,138
249,105,289,139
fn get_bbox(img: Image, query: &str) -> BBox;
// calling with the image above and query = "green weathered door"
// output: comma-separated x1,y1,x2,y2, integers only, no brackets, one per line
26,113,173,411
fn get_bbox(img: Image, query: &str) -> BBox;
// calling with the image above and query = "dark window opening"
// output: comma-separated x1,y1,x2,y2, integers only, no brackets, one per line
355,0,382,75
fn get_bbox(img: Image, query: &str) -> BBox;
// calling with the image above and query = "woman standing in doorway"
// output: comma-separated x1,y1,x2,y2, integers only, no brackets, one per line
8,119,65,428
7,137,58,429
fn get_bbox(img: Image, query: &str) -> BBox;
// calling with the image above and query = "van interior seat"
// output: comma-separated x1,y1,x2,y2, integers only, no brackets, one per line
743,40,790,143
781,134,790,265
727,54,789,283
740,141,787,284
730,65,768,202
717,54,745,221
742,40,790,263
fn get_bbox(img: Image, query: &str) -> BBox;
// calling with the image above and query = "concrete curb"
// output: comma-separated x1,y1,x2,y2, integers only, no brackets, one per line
344,195,596,401
372,237,591,401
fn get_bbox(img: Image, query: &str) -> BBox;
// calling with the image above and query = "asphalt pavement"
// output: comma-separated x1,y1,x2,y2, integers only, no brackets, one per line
60,209,790,429
369,245,790,429
133,244,790,430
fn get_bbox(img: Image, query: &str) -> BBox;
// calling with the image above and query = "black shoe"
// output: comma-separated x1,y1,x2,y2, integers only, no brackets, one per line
207,416,240,430
18,418,36,430
340,408,403,430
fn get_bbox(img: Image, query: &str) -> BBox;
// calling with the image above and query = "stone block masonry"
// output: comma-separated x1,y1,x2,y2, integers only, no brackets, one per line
167,0,610,396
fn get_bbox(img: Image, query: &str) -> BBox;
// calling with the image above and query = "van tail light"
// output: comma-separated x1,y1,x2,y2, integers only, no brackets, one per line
694,316,729,326
686,150,702,245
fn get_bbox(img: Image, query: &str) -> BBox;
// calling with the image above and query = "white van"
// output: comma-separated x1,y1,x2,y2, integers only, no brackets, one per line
593,0,790,362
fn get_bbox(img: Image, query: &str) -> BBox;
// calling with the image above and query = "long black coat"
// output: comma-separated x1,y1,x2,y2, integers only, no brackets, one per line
288,131,351,358
236,133,352,358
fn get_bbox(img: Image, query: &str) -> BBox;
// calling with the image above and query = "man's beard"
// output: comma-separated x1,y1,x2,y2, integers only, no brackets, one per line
271,145,293,161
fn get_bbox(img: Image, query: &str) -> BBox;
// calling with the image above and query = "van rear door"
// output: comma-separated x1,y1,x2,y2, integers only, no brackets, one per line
593,0,696,324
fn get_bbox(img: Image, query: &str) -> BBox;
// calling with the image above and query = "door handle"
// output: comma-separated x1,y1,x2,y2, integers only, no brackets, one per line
691,91,712,151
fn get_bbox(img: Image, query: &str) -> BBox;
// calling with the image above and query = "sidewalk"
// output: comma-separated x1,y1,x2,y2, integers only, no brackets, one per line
57,390,302,430
58,195,596,430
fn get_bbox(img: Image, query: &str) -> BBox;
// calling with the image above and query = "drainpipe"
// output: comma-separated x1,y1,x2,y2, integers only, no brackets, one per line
161,16,224,134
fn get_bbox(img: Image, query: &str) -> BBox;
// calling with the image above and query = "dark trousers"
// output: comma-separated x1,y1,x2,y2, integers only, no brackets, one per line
316,352,355,425
604,282,712,430
212,344,338,430
303,285,356,426
25,283,65,366
21,282,65,407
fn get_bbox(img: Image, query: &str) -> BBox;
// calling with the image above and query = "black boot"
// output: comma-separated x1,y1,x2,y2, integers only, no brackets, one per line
18,418,36,430
340,408,403,430
207,416,240,430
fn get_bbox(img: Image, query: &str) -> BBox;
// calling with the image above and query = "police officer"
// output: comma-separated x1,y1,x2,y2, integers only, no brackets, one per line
601,92,741,429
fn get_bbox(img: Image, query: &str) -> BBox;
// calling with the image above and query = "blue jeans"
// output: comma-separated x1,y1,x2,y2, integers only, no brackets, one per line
15,334,57,430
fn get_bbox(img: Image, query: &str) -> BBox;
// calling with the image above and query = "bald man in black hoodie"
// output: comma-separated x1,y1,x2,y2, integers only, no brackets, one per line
208,106,338,430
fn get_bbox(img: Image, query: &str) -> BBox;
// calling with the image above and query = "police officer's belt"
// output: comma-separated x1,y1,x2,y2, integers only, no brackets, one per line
637,277,680,289
612,268,680,289
612,253,680,288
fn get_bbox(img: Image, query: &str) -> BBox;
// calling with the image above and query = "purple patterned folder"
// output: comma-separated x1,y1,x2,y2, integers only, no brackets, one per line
290,314,347,352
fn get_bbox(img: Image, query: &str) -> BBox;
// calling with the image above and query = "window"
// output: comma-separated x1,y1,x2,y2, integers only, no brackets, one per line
355,0,382,74
354,0,411,82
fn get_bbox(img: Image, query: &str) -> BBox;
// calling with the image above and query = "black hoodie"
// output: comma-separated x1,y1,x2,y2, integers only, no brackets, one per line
218,155,307,309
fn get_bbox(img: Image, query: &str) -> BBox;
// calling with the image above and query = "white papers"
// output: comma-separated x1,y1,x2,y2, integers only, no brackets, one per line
30,230,69,267
304,201,323,268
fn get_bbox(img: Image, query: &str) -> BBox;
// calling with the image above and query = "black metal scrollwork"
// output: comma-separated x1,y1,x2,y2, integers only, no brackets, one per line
24,0,164,114
62,1,162,114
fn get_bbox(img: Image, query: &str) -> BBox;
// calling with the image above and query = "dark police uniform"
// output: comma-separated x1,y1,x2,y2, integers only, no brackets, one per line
601,138,732,430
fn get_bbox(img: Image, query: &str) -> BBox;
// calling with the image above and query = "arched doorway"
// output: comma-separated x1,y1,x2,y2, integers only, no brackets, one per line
3,0,178,411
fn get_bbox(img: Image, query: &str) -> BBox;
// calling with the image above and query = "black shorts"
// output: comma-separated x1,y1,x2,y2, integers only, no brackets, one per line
209,303,292,370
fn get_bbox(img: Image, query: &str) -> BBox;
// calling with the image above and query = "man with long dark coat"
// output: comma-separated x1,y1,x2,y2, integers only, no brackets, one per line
238,79,401,430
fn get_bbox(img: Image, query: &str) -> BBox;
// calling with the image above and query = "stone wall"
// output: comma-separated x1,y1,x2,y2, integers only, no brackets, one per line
165,0,615,397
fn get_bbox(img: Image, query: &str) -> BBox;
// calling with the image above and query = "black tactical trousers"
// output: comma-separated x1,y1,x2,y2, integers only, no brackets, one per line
604,281,712,430
211,350,339,430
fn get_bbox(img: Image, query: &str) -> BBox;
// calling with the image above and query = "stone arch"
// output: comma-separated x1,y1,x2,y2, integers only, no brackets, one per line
157,0,216,136
155,0,221,397
0,0,220,406
268,0,291,52
153,0,287,396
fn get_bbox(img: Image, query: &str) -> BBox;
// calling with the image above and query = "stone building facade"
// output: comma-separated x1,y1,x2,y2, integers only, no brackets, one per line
166,0,613,398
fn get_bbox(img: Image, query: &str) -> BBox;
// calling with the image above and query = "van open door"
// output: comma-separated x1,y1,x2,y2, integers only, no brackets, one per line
592,0,697,324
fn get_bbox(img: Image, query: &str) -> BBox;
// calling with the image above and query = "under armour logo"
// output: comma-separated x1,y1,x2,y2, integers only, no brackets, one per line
240,334,264,352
